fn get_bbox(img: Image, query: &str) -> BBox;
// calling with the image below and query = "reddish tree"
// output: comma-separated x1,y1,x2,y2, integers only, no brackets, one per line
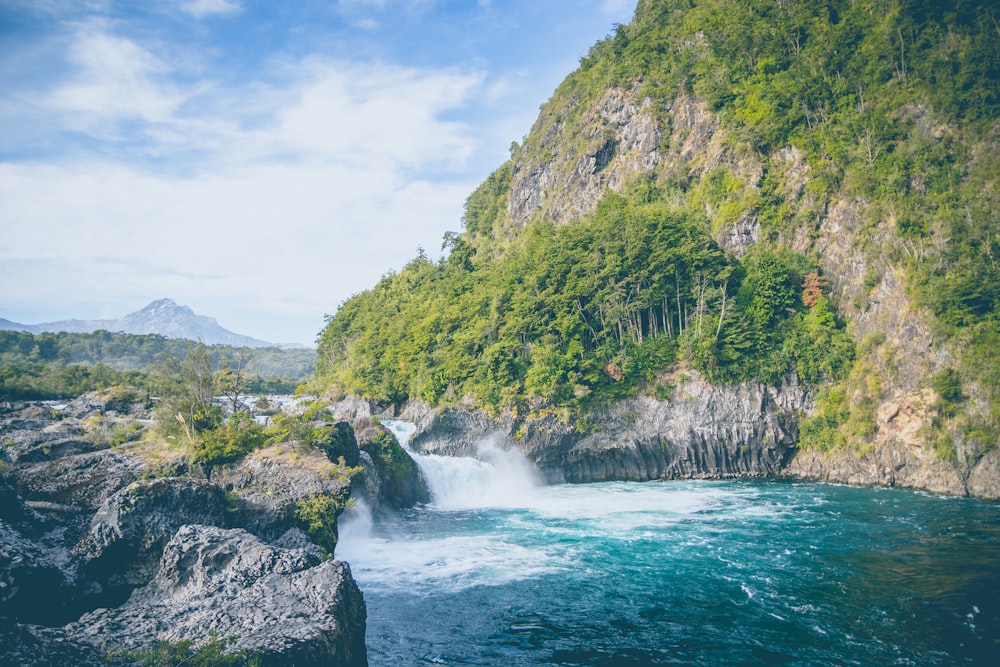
803,271,825,309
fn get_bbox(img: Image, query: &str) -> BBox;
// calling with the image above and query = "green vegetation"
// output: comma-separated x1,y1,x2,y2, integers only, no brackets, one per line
359,427,422,492
314,0,998,457
295,491,354,554
191,411,269,468
152,342,275,470
0,329,314,400
317,183,853,414
0,361,150,400
112,635,259,667
84,412,145,448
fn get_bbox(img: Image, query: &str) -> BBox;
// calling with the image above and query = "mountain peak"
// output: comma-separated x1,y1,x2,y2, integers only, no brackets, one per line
144,298,178,310
1,300,273,347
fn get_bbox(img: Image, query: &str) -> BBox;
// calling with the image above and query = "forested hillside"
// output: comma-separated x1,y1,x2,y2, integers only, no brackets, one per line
315,0,999,463
0,330,315,399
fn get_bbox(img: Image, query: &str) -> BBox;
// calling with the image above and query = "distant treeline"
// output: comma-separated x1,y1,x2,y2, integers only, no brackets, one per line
0,330,316,400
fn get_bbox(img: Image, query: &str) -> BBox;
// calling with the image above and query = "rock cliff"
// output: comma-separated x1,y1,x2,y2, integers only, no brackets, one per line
495,74,999,498
400,370,807,485
68,525,367,666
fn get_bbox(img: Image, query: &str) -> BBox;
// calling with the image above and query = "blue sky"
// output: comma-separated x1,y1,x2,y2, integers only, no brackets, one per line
0,0,635,345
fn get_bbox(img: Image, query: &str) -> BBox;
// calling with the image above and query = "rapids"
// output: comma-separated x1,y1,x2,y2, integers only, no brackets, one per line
337,422,1000,666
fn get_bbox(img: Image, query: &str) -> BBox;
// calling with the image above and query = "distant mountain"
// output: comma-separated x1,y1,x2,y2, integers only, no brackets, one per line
0,318,34,332
0,299,275,348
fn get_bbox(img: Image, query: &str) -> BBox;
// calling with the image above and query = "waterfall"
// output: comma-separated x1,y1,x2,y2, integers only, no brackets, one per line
383,419,541,511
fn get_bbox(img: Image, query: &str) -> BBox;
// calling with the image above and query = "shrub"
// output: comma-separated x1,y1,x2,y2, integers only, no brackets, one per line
191,411,268,468
295,492,352,555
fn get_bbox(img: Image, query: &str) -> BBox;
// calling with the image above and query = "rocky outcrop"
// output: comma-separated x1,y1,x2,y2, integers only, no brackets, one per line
12,449,146,513
510,85,666,227
0,398,370,666
75,478,230,600
353,424,430,510
784,389,1000,499
0,512,75,625
323,399,431,510
212,442,356,542
404,371,808,484
67,525,367,666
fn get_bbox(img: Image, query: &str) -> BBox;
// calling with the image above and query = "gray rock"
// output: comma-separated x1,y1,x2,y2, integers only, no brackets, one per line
354,424,430,510
211,445,354,543
406,372,806,484
0,400,371,666
68,524,367,666
0,622,110,667
11,449,145,512
0,518,75,624
74,477,229,594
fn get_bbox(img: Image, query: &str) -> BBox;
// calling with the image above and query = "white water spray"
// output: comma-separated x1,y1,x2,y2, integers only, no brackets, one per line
383,420,541,510
337,420,762,595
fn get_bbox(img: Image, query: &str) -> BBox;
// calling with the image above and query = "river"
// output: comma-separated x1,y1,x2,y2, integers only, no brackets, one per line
336,422,1000,666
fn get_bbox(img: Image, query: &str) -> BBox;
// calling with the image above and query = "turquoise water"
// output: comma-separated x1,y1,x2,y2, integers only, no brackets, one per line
337,425,1000,666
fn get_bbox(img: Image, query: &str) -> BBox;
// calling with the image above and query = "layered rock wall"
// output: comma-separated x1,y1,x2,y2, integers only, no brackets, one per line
402,371,807,485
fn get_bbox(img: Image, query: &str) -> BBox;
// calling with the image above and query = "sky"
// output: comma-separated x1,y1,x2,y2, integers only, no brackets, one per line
0,0,635,346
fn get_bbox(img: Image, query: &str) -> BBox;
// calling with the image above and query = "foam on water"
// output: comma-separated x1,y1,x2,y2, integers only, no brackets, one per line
336,529,568,594
337,422,1000,666
383,420,542,510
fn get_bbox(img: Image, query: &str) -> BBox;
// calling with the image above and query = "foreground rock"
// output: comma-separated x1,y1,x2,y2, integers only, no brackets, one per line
68,525,367,666
0,396,371,666
74,478,230,603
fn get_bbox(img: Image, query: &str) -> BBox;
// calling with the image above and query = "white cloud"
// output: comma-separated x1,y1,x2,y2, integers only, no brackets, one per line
180,0,242,19
267,61,481,169
1,22,488,343
337,0,389,11
48,24,185,126
0,158,473,343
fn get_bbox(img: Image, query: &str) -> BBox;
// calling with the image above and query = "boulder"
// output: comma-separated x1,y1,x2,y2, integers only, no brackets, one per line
354,424,429,510
74,477,229,602
211,443,356,544
11,449,145,513
68,524,368,667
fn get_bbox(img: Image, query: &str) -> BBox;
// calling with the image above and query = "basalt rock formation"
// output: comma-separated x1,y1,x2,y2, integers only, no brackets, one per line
399,371,807,485
67,524,367,667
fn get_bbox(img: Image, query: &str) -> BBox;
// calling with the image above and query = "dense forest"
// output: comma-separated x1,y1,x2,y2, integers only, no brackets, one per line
318,188,853,409
0,330,315,399
315,0,998,457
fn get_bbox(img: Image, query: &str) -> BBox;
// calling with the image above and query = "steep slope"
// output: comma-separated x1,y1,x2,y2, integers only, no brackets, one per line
316,0,1000,497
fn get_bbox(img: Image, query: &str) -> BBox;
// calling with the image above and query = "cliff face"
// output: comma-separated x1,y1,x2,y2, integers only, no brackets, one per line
312,0,998,499
400,377,998,499
482,68,997,498
401,370,807,485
